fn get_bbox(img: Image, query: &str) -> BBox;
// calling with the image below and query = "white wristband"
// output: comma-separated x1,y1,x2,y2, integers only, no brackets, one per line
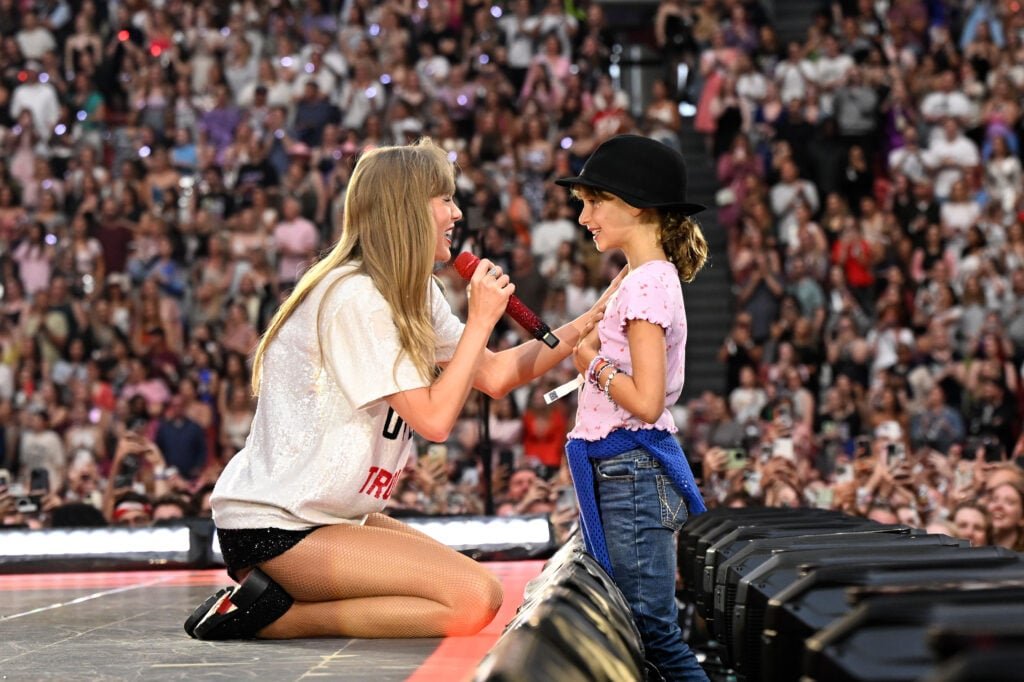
544,375,584,404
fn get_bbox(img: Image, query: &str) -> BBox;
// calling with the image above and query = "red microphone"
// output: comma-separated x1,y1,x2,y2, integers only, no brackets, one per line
452,252,560,348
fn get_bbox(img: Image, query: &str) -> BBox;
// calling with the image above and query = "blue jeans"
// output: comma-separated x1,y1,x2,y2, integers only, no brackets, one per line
595,449,709,682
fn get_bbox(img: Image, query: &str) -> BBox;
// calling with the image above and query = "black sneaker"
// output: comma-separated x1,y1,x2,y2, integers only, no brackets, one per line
184,568,294,640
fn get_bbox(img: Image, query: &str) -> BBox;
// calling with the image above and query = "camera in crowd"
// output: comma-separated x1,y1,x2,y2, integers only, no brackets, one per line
1,467,48,516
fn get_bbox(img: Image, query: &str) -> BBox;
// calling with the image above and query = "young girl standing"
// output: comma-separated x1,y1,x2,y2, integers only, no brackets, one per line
556,134,710,681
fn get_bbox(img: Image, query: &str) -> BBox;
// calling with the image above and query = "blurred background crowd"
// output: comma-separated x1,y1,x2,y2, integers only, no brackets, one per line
0,0,1021,556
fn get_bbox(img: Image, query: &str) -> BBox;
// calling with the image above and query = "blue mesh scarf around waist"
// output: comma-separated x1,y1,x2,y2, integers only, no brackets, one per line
565,428,706,576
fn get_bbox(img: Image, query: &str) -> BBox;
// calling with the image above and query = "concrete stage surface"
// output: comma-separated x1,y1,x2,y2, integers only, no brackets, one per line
0,561,543,681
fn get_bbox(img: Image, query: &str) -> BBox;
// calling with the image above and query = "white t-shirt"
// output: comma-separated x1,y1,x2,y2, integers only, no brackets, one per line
15,27,56,60
774,59,814,103
925,135,980,199
10,82,60,140
920,90,974,124
499,15,541,69
770,179,819,248
814,54,854,90
531,217,576,274
940,200,981,254
888,146,929,183
211,264,464,530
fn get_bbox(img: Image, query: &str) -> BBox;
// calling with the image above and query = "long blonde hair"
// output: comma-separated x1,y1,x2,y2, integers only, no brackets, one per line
251,138,455,394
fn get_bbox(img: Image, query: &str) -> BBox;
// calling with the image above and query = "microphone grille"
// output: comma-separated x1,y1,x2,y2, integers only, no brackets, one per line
452,252,480,280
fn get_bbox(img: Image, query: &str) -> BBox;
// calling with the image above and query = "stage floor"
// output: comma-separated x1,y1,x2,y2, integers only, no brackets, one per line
0,561,543,681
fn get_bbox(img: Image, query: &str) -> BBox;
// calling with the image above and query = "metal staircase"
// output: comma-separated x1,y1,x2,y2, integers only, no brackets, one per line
678,118,731,401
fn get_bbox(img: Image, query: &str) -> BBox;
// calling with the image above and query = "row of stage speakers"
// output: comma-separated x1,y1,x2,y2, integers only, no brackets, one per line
474,536,651,682
680,506,1024,682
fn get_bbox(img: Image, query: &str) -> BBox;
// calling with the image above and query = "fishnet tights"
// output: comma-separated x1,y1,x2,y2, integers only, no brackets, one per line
256,513,503,639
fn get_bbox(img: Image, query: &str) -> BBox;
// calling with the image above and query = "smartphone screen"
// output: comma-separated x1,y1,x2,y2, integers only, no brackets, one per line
772,438,795,461
984,440,1004,463
556,486,576,513
114,456,139,489
498,449,515,471
954,466,973,490
743,470,762,497
726,448,748,470
816,487,834,509
29,467,50,493
886,443,904,468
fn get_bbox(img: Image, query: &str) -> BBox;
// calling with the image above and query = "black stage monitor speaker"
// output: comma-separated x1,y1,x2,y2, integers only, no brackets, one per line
698,523,911,622
803,586,1024,682
760,557,1024,682
693,515,877,621
707,527,919,645
682,509,849,600
927,597,1024,662
727,543,1014,677
924,648,1024,682
929,593,1024,659
679,507,831,599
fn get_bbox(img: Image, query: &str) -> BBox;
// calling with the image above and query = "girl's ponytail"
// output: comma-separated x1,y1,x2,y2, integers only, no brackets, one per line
659,211,708,283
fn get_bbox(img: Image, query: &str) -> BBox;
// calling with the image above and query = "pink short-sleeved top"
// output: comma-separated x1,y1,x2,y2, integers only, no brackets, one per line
568,259,687,441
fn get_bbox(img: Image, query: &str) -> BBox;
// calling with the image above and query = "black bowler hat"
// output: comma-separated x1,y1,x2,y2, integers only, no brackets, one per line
555,134,705,215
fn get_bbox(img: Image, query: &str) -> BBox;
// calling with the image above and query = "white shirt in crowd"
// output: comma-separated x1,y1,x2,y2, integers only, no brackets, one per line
774,59,815,104
15,27,56,60
499,12,542,69
770,179,820,249
925,134,980,199
531,217,576,276
813,52,854,113
888,144,930,183
10,80,61,141
920,90,975,133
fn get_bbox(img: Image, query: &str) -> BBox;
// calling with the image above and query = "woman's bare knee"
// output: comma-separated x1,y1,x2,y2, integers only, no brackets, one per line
443,572,503,636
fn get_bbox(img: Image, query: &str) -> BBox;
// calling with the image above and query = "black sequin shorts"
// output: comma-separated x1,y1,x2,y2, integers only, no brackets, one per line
217,526,319,580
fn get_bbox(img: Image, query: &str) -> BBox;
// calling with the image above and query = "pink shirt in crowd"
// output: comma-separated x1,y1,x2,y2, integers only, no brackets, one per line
273,218,320,283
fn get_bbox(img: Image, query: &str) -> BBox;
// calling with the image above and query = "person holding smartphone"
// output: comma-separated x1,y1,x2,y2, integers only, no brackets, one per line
16,407,64,497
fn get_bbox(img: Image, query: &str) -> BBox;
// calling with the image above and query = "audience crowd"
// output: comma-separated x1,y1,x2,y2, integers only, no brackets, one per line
0,0,1021,557
692,0,1024,553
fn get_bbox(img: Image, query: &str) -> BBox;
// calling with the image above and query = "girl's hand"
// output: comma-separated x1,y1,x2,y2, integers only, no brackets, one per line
466,259,514,331
572,320,601,375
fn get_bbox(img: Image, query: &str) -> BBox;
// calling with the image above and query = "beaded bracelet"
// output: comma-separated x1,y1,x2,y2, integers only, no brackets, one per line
595,362,615,385
587,355,613,386
602,367,619,400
